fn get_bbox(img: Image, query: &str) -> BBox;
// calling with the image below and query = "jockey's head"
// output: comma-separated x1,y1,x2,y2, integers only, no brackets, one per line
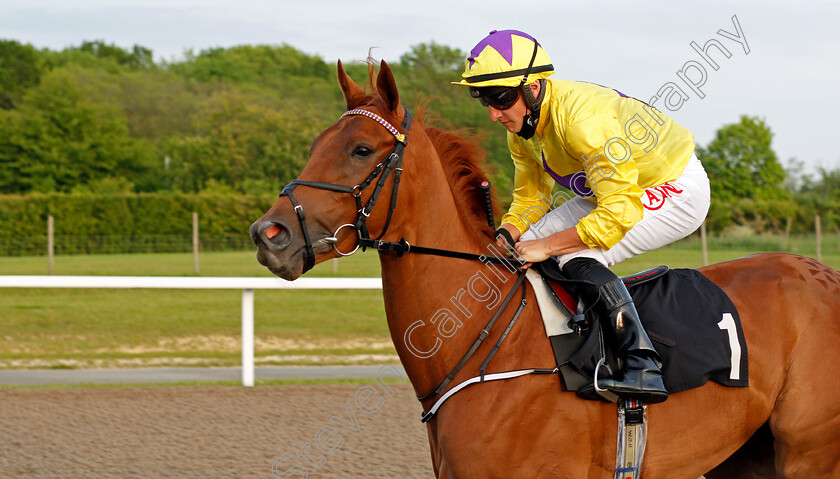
453,30,554,139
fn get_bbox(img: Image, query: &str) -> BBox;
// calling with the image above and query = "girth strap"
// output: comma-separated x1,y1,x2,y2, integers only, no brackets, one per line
420,367,557,423
479,281,528,381
417,271,529,402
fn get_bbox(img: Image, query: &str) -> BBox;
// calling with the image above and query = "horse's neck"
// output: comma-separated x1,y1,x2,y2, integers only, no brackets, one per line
377,178,515,398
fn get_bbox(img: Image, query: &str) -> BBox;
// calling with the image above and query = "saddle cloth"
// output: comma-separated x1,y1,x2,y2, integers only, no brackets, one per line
525,264,749,395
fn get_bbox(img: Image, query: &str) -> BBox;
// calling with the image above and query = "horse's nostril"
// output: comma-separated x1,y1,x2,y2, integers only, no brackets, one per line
266,223,291,249
250,220,292,250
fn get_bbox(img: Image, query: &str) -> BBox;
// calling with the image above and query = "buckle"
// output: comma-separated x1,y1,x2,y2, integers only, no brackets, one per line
370,162,384,178
625,405,645,425
570,314,590,336
397,238,410,256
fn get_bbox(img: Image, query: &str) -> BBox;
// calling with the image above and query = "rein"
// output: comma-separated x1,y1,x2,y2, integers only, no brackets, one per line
278,106,532,411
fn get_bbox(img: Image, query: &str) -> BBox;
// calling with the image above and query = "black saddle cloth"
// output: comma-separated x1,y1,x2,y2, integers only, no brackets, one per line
537,261,749,395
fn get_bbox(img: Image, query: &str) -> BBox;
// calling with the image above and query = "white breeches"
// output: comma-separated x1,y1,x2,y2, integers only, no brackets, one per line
520,153,710,268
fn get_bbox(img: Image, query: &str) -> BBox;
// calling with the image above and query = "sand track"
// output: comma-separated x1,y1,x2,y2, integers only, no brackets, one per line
0,384,434,478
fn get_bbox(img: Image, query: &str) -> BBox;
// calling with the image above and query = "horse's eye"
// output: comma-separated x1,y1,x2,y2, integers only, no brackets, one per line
353,146,373,158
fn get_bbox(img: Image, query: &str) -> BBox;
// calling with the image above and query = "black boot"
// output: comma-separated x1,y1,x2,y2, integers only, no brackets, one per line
562,258,668,404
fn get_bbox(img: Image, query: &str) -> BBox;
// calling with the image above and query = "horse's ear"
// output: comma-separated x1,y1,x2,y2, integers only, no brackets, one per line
376,60,400,114
337,60,366,110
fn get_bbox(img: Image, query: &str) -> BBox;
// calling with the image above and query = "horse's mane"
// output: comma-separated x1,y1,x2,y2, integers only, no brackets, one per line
423,121,500,237
360,60,500,237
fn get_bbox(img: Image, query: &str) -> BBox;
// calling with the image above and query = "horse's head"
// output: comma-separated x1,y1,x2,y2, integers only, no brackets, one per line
250,60,415,280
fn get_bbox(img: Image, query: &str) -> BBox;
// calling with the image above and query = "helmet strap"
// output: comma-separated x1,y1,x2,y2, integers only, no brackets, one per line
516,41,540,89
516,79,545,140
514,41,544,140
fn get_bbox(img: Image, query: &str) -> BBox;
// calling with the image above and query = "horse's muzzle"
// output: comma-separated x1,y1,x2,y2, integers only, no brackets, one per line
250,219,303,280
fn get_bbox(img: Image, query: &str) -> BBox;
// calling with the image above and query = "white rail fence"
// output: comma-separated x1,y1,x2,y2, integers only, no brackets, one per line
0,276,383,387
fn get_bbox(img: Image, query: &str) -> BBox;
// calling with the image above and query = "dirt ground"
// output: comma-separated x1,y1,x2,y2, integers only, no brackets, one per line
0,383,435,478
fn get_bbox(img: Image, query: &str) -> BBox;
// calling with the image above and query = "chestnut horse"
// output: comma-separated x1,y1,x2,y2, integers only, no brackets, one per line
250,61,840,478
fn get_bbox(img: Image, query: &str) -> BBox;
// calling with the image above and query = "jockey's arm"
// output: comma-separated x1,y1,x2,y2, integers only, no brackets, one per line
515,227,588,263
496,222,588,263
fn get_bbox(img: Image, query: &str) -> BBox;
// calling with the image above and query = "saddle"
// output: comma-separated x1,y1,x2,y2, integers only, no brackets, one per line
527,260,749,397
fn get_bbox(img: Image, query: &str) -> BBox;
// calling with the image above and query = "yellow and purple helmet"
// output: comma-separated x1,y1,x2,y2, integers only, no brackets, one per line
453,30,554,88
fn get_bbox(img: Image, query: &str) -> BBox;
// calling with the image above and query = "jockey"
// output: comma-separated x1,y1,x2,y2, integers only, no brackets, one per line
453,30,710,404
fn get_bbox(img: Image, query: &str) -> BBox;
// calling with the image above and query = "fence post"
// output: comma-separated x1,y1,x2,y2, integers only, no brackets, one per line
241,288,255,387
192,212,199,275
815,215,822,262
700,221,708,266
783,217,792,251
332,258,338,275
47,215,54,275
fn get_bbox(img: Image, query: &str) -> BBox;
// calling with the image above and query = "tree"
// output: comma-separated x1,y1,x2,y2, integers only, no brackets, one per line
0,39,42,109
76,40,154,69
803,167,840,202
164,88,321,192
790,165,840,231
0,39,520,198
399,42,464,74
699,116,788,201
168,44,331,85
698,116,793,232
0,68,151,193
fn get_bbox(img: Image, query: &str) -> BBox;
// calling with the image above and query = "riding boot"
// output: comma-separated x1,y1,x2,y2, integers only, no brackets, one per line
561,258,669,404
591,277,668,403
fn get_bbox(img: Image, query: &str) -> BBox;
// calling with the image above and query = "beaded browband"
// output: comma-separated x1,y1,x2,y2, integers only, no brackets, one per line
341,109,406,143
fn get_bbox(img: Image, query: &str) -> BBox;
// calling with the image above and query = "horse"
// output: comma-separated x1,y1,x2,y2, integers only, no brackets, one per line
250,60,840,478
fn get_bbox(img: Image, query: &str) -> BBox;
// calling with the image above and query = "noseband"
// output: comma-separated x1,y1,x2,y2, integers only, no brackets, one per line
279,107,412,273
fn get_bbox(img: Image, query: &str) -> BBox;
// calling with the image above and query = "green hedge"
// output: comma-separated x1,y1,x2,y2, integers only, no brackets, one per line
0,192,277,255
3,192,839,256
705,197,840,234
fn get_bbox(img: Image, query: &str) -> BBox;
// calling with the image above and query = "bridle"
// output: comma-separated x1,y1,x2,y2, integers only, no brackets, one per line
279,107,412,273
279,105,516,273
276,105,544,418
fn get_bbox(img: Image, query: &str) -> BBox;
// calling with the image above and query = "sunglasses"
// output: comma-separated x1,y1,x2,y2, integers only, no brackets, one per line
471,87,520,110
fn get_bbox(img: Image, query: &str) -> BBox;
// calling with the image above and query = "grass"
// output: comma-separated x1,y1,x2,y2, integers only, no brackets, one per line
0,286,392,367
1,234,838,369
0,251,391,368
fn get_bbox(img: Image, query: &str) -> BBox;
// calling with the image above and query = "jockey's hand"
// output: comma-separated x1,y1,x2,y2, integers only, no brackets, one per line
514,239,551,264
494,223,521,251
513,228,589,268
